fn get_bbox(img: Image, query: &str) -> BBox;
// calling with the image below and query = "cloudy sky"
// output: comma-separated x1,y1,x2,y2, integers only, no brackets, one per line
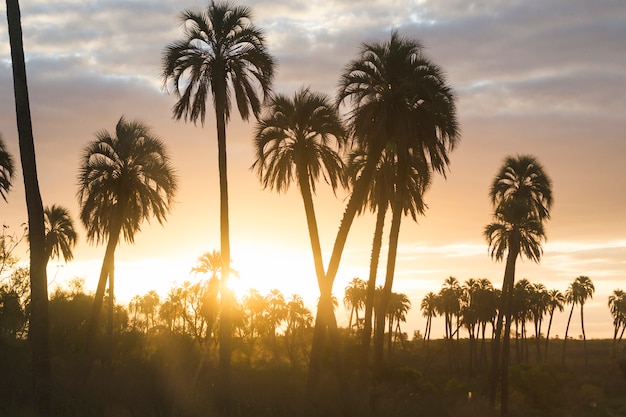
1,0,625,338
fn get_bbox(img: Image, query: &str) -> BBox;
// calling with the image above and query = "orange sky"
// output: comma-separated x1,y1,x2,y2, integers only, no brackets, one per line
1,0,625,339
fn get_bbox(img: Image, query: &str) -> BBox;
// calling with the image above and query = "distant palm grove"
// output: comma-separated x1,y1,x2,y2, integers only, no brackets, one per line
2,1,626,416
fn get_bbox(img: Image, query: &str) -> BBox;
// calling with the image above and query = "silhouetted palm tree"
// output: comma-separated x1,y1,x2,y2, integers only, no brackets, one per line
544,288,564,359
252,87,346,360
562,275,595,367
386,292,411,353
336,32,457,381
192,250,224,338
484,154,552,415
43,205,77,266
343,277,366,334
6,1,50,411
609,289,626,346
0,134,15,202
421,291,439,348
162,2,275,396
78,117,177,355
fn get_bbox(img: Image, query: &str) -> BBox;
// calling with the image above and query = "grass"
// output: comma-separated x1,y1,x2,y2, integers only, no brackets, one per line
2,333,626,416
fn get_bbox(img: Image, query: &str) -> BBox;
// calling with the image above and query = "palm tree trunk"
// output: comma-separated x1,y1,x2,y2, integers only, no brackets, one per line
562,304,574,366
309,147,381,389
85,210,124,356
489,239,519,413
373,180,405,379
544,311,554,361
359,202,386,379
581,305,587,369
6,1,50,412
297,165,345,396
107,256,115,365
214,84,232,410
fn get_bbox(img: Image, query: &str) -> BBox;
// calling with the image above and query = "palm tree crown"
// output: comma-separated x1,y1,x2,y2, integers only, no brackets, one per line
44,205,78,263
337,30,459,173
78,117,177,245
252,87,347,194
162,1,275,125
0,134,15,202
490,154,553,221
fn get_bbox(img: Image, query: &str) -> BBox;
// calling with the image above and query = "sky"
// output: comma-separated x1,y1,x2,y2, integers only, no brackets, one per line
1,0,625,339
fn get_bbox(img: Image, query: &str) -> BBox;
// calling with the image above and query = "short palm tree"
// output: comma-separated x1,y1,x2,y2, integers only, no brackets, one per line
484,154,552,414
544,288,564,359
0,134,15,202
162,3,275,391
43,205,78,266
191,250,223,337
343,277,366,334
420,291,439,348
609,289,626,346
562,275,595,367
78,117,177,354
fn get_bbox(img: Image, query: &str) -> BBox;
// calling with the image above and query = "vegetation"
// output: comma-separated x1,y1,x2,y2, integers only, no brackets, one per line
3,1,620,416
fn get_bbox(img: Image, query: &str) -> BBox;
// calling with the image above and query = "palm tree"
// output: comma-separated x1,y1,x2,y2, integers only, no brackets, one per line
192,250,224,338
420,291,439,349
162,1,275,396
6,1,50,412
252,87,346,365
386,292,411,354
78,117,177,355
484,154,552,415
333,32,457,383
609,289,626,346
43,205,77,266
0,134,15,202
562,275,595,367
473,278,497,368
343,277,366,334
544,288,564,359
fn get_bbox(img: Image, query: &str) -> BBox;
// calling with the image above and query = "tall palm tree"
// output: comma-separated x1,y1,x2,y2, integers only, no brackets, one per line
162,1,275,395
43,205,77,266
252,87,346,362
336,32,457,381
484,155,552,415
0,134,15,202
6,1,50,412
78,117,177,355
609,289,626,346
562,275,595,367
544,288,564,359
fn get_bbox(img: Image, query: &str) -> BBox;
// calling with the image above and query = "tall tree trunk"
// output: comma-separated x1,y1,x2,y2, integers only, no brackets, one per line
581,305,588,369
214,86,232,410
106,256,115,364
373,177,405,379
85,210,124,356
308,147,381,390
562,304,574,366
544,311,555,361
6,1,50,413
359,202,387,379
489,238,519,414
